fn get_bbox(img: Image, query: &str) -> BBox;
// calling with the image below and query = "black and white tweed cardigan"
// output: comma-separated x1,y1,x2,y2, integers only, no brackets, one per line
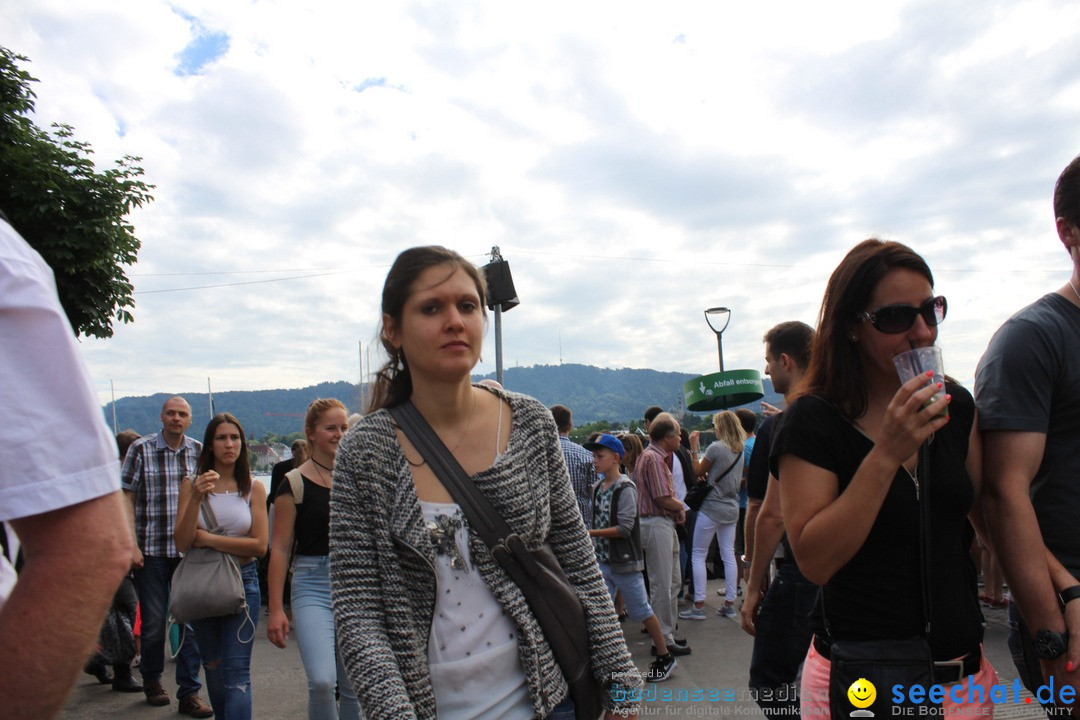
330,387,643,719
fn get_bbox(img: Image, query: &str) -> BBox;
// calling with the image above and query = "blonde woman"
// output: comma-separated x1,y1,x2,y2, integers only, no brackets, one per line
682,411,745,619
266,398,360,720
617,433,644,479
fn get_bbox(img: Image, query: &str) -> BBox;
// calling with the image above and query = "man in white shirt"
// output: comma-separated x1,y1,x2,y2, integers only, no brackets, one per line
0,217,133,718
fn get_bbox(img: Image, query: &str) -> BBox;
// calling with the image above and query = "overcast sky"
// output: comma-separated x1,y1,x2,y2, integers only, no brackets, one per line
4,0,1080,410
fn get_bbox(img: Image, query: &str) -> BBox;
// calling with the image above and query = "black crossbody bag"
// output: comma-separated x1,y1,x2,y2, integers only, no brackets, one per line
389,401,605,720
683,453,741,512
825,441,936,717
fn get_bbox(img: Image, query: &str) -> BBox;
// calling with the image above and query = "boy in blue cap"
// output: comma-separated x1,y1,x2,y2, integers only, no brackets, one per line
585,433,676,682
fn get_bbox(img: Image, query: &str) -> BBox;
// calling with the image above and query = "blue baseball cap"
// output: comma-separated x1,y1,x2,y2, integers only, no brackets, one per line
583,434,624,458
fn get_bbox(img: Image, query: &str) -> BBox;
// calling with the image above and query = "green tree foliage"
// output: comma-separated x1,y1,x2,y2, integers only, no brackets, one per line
568,419,615,444
0,48,153,338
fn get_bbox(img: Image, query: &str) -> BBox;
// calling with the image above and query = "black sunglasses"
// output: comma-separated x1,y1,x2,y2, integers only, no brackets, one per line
858,296,947,334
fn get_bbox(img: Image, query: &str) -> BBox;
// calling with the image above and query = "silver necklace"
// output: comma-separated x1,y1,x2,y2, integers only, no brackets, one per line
1069,278,1080,304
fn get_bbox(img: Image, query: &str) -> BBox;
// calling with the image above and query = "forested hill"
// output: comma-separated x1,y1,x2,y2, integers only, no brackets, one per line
483,364,698,421
103,365,780,438
104,381,360,439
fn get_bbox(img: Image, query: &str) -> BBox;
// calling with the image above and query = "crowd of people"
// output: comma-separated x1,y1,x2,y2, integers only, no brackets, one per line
5,154,1080,719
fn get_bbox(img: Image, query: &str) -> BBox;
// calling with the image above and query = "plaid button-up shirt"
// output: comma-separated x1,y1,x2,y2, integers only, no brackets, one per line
559,435,599,527
121,432,202,558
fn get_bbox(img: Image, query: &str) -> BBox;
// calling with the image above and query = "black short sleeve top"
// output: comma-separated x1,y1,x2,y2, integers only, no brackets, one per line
769,383,982,660
285,475,330,557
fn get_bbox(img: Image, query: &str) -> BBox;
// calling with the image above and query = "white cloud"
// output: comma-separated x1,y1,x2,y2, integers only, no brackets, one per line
3,0,1078,410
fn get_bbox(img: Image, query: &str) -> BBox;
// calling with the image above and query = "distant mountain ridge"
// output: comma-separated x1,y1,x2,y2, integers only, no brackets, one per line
103,364,781,437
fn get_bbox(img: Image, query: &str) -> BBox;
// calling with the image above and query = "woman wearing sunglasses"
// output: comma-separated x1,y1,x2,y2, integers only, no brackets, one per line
772,239,998,715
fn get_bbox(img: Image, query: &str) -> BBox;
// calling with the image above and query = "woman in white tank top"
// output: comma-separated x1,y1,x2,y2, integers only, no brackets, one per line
175,413,268,720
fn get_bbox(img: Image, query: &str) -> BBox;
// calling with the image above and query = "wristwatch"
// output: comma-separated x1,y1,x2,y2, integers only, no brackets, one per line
1033,629,1069,660
1059,584,1080,606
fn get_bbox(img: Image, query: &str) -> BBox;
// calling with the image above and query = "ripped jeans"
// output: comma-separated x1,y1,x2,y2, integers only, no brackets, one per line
191,561,260,720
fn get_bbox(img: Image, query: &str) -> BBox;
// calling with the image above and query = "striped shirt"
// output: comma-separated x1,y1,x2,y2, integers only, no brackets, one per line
121,432,201,558
636,443,678,519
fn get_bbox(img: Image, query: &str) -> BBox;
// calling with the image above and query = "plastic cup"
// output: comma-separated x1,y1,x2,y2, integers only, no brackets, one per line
893,346,948,418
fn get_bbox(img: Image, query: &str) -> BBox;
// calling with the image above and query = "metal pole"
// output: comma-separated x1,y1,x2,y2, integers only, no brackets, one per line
494,305,504,386
110,379,118,435
716,334,725,372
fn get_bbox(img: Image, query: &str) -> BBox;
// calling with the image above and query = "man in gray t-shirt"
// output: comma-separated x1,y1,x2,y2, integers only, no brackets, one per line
977,152,1080,713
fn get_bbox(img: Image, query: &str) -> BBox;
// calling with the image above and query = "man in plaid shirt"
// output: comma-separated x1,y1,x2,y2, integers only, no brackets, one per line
122,396,212,717
550,404,598,526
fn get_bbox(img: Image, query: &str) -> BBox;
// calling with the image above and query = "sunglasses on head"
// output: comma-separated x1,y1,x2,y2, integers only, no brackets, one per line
858,296,947,334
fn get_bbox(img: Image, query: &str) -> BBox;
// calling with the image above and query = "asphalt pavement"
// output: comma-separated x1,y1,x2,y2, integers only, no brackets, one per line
58,577,1041,719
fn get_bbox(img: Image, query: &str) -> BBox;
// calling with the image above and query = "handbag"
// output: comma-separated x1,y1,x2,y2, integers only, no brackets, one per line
389,401,606,720
169,495,248,624
98,605,136,665
684,454,740,512
826,442,939,717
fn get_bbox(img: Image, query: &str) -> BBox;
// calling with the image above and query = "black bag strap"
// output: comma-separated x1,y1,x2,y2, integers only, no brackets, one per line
690,453,740,503
711,453,741,485
916,442,933,637
189,476,223,533
388,401,512,550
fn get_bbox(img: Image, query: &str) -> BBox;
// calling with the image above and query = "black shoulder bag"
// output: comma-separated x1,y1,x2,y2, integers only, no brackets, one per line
389,401,605,720
684,453,740,512
825,442,937,716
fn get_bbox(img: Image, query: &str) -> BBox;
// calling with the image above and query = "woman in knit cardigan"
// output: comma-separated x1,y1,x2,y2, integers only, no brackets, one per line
330,246,642,720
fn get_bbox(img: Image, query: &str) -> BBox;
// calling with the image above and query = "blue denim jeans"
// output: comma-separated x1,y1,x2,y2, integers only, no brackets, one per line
748,560,817,720
600,562,654,624
191,562,260,720
544,695,575,720
133,555,203,697
291,555,361,720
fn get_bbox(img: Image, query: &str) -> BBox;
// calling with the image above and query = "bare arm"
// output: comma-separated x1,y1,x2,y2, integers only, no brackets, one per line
741,475,786,635
123,490,144,569
687,432,710,478
780,376,948,585
964,415,992,548
174,475,203,553
982,430,1080,696
0,492,132,718
743,498,761,565
266,492,297,649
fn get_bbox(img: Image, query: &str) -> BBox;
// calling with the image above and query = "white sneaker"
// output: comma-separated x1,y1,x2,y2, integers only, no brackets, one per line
717,603,737,618
678,605,706,620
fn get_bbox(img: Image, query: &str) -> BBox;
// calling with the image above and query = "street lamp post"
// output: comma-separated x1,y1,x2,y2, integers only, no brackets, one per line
684,306,764,412
483,246,520,387
704,307,731,372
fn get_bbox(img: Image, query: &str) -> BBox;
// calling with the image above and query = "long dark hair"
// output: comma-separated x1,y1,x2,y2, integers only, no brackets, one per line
196,412,252,496
795,238,934,420
366,246,487,412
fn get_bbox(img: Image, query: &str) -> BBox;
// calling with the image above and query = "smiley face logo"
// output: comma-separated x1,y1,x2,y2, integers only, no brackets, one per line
847,677,876,709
